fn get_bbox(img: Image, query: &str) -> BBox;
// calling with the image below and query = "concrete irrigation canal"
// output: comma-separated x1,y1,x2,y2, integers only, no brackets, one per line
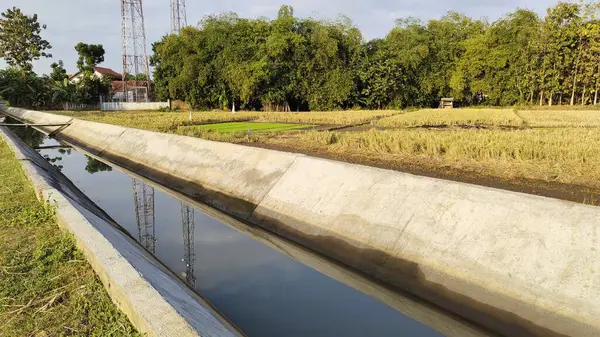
3,107,600,337
3,124,479,337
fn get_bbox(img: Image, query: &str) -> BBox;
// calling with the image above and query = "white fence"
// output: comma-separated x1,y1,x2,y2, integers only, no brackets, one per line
101,101,169,111
64,102,101,111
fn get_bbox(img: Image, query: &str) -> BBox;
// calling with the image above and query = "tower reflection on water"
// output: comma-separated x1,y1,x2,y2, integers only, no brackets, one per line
131,178,196,287
132,179,156,253
180,203,196,287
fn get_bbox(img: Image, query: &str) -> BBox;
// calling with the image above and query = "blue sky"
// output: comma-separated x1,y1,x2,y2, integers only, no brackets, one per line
0,0,559,74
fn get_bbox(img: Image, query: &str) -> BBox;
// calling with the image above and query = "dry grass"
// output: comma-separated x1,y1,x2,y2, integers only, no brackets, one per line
377,109,523,128
290,128,600,188
54,110,400,131
254,110,401,125
517,105,600,111
518,110,600,127
56,110,263,132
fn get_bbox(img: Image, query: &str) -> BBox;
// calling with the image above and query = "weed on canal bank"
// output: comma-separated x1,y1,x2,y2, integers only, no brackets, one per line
0,139,140,337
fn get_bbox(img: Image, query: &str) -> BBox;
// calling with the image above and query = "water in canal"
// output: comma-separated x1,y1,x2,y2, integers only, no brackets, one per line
12,127,445,337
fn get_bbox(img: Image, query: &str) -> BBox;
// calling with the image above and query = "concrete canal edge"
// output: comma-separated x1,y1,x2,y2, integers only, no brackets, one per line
0,127,243,337
4,107,600,337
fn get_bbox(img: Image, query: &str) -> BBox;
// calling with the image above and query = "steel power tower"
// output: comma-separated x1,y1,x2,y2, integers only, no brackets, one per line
121,0,151,102
180,202,196,287
132,179,156,253
170,0,187,34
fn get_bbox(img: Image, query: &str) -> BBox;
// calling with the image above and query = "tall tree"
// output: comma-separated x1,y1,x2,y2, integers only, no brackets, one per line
150,3,600,110
541,2,582,105
0,7,52,71
50,60,68,81
74,42,105,73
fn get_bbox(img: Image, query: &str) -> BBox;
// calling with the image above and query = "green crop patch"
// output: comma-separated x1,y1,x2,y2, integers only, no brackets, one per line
186,122,314,133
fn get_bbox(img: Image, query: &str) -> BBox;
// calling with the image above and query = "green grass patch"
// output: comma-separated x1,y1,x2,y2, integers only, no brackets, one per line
0,138,140,336
188,122,314,133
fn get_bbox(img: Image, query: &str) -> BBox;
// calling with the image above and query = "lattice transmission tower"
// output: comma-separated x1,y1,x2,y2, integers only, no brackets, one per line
170,0,187,33
180,202,196,287
121,0,151,102
132,179,156,253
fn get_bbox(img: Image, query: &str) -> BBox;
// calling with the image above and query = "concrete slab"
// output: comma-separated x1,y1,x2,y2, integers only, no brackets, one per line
3,106,73,134
250,155,600,337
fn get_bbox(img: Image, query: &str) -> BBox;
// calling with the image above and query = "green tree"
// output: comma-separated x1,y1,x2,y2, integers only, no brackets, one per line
50,60,68,81
0,7,52,71
0,67,51,108
74,42,105,73
73,76,111,104
541,2,582,105
149,2,600,110
357,39,400,109
577,2,600,105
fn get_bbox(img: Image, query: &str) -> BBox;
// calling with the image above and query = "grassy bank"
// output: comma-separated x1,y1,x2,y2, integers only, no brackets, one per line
0,138,140,336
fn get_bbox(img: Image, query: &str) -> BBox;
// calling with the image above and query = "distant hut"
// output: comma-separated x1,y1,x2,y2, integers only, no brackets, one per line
439,98,454,109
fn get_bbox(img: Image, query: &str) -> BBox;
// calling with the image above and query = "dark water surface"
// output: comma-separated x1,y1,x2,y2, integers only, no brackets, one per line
13,129,445,337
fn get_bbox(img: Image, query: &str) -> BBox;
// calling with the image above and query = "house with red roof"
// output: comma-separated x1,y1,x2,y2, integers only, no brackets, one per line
69,67,122,83
68,67,152,101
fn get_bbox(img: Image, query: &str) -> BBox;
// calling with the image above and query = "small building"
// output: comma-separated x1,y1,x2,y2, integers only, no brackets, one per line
111,80,150,102
69,67,122,84
439,98,454,109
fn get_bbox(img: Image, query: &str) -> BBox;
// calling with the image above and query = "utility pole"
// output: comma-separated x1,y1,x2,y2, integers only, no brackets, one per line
170,0,187,34
121,0,151,102
132,179,156,253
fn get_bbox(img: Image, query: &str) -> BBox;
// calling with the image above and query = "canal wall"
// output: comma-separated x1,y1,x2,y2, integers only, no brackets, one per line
4,106,600,337
0,123,242,336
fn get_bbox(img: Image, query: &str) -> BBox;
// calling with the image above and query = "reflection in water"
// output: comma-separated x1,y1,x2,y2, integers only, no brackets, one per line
84,155,113,174
181,204,196,287
42,153,64,171
6,117,45,148
6,119,68,171
16,132,450,337
132,179,156,253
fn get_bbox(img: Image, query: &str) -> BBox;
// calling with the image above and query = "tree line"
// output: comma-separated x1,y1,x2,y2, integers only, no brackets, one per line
2,3,600,110
152,2,600,110
0,7,114,108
